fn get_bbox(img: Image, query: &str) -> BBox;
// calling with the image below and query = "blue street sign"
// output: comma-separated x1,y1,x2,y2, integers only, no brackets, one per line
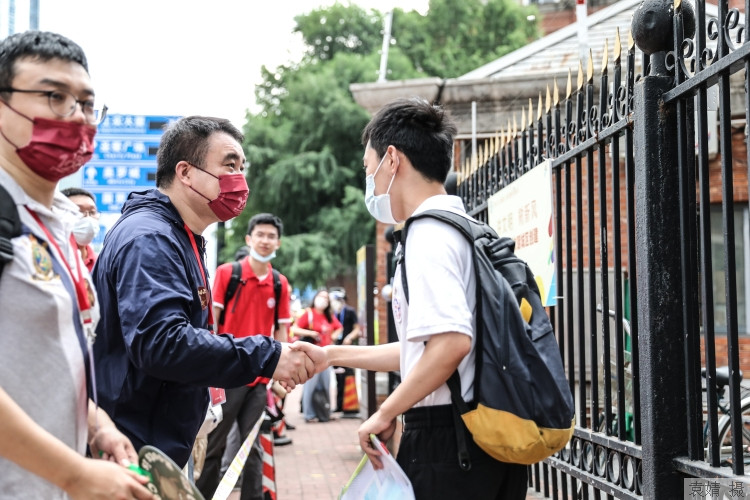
81,163,156,188
88,114,181,215
93,138,161,161
97,115,180,135
88,189,133,213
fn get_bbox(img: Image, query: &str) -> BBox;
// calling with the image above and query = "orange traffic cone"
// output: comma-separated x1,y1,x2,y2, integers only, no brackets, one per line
342,372,360,417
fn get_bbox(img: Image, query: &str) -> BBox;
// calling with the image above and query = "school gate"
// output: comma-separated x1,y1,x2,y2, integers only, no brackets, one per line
452,0,750,497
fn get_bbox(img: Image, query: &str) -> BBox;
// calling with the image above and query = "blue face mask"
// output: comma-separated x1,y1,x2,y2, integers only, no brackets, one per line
364,154,397,224
250,247,275,263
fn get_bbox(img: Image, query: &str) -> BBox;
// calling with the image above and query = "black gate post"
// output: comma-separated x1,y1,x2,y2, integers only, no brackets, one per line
632,1,688,497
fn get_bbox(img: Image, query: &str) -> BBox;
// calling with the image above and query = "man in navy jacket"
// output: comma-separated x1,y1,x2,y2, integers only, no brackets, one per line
93,116,321,468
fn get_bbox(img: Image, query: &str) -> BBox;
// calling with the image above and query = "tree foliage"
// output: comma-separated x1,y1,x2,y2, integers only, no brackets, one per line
228,0,538,291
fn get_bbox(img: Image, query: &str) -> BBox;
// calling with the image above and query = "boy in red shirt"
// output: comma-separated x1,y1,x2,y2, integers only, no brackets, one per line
197,213,291,500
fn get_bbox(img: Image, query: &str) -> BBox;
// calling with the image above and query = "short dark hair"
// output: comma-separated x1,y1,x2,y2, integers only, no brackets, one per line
247,213,283,238
155,116,244,188
234,246,250,261
361,97,457,184
0,31,88,97
61,187,95,202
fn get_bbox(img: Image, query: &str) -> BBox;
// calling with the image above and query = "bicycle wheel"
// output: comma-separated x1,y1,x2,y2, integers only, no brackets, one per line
716,397,750,466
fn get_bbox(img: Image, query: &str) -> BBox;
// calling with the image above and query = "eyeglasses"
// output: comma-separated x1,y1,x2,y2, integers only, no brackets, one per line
0,88,108,125
80,209,99,218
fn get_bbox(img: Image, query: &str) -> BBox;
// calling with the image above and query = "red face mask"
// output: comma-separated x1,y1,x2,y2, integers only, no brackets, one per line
0,104,96,182
191,170,249,222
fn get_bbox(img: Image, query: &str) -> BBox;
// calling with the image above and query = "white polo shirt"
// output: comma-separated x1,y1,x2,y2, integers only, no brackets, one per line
0,169,99,499
391,194,477,407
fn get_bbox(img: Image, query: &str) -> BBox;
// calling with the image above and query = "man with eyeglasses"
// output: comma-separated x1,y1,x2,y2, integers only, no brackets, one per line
92,117,325,474
0,31,153,499
196,213,292,500
61,187,100,272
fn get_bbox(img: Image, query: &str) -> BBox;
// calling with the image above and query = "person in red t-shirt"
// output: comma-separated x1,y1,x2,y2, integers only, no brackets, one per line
291,289,342,422
197,213,291,500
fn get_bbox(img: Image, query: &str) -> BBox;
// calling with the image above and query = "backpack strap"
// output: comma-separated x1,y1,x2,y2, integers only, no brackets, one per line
399,209,491,304
402,209,485,471
0,184,21,282
272,268,281,331
218,260,244,326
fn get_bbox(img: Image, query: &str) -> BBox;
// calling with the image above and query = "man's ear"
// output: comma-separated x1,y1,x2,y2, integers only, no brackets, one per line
245,234,252,246
175,161,192,186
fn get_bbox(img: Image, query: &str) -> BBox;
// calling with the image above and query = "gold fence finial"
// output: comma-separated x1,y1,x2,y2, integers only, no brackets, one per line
529,98,534,127
675,0,682,10
577,60,584,90
554,78,560,106
602,39,609,75
587,49,594,82
513,114,518,137
628,29,635,51
537,93,543,121
546,85,552,112
521,106,527,132
566,69,572,99
615,28,622,64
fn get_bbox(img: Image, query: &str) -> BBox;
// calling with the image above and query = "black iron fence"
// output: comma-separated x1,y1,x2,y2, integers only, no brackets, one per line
453,0,749,497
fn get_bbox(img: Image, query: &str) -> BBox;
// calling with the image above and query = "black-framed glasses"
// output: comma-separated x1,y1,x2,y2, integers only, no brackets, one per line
0,87,107,125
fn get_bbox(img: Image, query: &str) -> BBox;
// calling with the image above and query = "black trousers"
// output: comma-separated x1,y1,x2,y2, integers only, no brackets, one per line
398,404,528,500
196,385,267,500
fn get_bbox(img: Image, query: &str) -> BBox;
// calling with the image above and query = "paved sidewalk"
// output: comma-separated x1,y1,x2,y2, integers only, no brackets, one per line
228,380,545,499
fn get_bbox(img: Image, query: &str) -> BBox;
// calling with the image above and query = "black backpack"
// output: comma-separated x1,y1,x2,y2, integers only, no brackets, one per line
0,184,21,281
217,260,282,330
399,209,575,466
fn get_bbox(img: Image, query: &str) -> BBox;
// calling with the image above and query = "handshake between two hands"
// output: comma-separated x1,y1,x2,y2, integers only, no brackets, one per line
272,341,330,390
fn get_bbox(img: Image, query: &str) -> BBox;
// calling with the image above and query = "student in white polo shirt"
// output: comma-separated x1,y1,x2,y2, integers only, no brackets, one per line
295,97,528,499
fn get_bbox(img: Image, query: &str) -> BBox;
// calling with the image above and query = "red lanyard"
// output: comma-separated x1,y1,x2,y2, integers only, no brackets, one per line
26,208,92,325
184,223,214,329
27,207,101,427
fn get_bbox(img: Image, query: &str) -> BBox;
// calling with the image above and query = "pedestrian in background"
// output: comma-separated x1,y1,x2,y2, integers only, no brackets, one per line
61,187,99,271
330,289,361,414
197,213,292,500
291,288,342,422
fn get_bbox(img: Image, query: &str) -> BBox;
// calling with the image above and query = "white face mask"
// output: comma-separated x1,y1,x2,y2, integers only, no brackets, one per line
250,247,276,263
364,154,397,224
72,216,99,246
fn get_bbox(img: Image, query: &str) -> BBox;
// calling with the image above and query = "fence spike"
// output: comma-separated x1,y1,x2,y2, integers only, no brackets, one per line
587,49,594,82
554,78,560,106
513,114,518,137
602,39,609,75
521,107,527,132
566,69,572,99
546,84,552,112
628,29,635,51
529,98,534,127
674,0,681,10
538,93,543,121
615,27,622,64
577,60,584,90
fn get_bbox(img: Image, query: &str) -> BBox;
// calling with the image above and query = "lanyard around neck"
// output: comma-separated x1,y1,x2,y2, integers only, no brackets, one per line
184,223,214,329
26,207,100,427
26,208,92,325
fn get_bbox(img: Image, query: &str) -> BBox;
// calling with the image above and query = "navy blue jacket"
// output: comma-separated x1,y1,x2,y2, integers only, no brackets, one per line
93,189,281,467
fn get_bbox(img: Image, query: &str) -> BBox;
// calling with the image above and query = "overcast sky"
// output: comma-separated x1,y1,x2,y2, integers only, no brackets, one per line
25,0,429,128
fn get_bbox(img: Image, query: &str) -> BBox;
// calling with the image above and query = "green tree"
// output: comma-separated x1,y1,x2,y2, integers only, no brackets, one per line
228,1,537,291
